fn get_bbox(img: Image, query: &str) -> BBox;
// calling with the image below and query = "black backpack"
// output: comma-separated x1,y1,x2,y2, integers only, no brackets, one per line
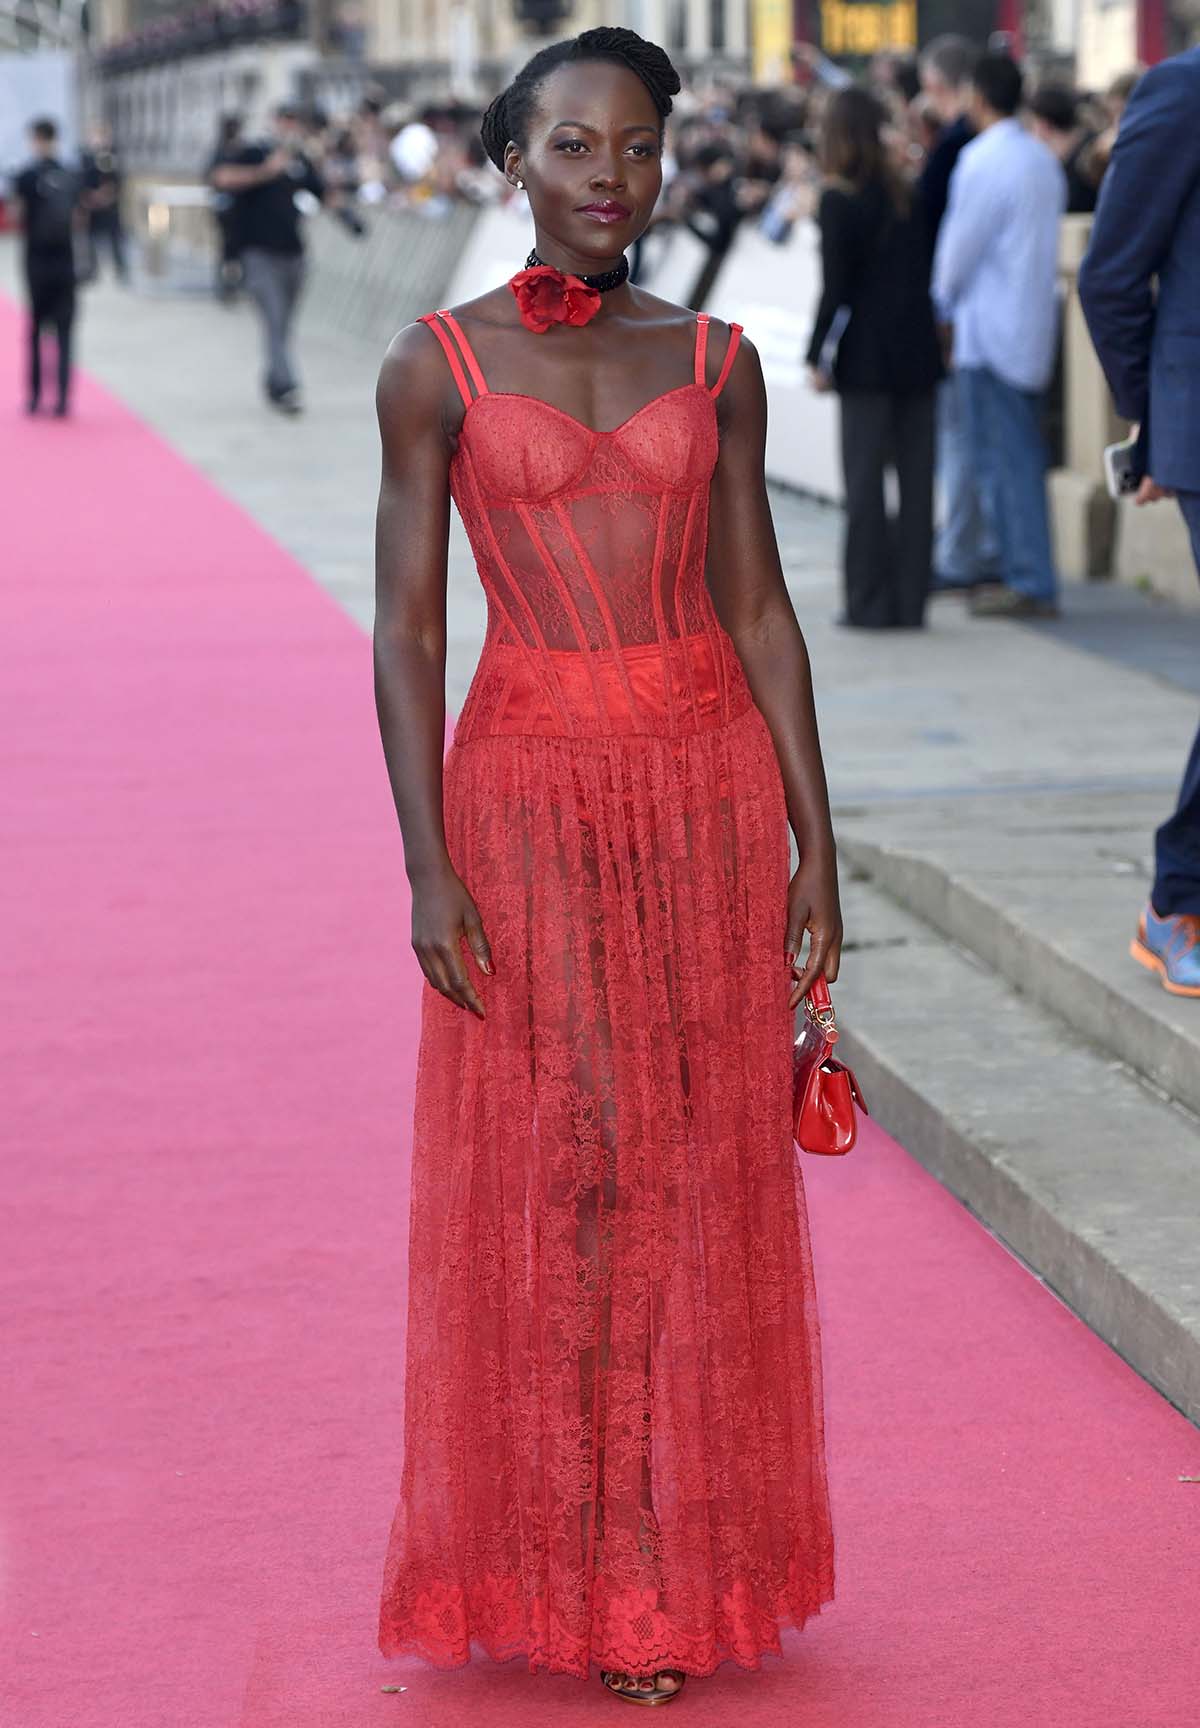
29,165,77,250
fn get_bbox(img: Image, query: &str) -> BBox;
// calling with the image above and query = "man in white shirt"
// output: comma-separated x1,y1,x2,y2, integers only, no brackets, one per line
933,52,1067,618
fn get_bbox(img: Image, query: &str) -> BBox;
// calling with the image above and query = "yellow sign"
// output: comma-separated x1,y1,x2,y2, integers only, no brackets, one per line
821,1,918,54
752,0,794,84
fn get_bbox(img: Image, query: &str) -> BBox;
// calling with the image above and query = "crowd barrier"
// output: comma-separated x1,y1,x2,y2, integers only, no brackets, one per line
705,222,843,501
301,200,480,357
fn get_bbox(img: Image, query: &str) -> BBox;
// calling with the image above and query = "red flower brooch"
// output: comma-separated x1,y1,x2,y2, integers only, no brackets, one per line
509,264,602,334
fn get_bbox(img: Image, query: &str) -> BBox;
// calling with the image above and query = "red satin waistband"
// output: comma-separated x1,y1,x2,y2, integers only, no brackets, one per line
468,631,751,739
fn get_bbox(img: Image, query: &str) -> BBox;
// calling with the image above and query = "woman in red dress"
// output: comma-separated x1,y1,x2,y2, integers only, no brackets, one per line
373,27,841,1708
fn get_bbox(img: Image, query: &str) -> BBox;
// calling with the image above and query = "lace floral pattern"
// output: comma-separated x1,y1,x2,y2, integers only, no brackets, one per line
378,311,834,1677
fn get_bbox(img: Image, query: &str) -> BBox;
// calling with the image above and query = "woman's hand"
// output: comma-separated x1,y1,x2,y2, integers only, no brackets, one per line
807,365,833,394
411,865,493,1018
785,850,843,1010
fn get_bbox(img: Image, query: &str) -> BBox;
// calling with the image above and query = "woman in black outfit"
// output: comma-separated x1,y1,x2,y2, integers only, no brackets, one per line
806,88,942,629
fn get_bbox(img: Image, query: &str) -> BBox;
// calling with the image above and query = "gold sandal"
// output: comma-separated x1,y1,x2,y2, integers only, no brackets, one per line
601,1669,687,1707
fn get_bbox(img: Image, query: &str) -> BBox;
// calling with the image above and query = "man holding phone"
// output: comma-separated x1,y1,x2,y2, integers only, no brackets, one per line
1079,45,1200,996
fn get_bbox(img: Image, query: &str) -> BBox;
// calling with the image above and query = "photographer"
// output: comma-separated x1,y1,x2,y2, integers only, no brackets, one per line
211,104,325,415
207,113,246,304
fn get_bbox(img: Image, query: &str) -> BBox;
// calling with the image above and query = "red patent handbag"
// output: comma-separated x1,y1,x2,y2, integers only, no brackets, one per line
792,974,868,1156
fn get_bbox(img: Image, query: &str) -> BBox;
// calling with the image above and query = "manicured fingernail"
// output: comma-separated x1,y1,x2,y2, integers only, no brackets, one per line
785,951,795,964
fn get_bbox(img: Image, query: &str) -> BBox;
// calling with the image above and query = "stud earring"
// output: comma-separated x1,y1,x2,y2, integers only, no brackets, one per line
516,179,524,189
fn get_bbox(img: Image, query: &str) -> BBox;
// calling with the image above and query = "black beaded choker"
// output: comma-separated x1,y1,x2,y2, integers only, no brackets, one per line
525,248,629,292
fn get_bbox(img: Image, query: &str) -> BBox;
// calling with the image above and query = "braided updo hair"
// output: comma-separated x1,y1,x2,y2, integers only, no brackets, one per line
480,27,681,175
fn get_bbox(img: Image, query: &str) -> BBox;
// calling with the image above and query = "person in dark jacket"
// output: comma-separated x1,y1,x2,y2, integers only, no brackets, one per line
13,116,82,417
1028,83,1101,215
79,123,128,281
1078,47,1200,997
806,87,943,628
207,113,245,303
916,34,978,242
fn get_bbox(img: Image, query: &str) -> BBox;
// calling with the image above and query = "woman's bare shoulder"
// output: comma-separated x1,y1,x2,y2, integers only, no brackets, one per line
378,286,509,387
625,288,750,377
634,287,749,342
376,319,448,425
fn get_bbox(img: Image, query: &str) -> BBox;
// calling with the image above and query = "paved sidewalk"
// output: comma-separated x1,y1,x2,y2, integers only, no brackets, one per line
8,241,1200,1418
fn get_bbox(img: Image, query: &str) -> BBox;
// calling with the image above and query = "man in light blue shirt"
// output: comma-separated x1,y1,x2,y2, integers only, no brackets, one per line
933,52,1067,617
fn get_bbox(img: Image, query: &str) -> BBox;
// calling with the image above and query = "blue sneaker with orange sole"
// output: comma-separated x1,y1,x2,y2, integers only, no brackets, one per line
1131,904,1200,998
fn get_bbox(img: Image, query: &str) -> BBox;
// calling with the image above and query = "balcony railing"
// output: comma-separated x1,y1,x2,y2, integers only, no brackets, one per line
98,0,305,73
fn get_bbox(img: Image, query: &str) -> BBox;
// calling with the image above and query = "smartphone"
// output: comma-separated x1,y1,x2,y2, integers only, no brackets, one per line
1104,434,1142,500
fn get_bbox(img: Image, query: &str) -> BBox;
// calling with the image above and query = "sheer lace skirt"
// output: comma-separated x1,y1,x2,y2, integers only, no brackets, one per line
378,703,834,1676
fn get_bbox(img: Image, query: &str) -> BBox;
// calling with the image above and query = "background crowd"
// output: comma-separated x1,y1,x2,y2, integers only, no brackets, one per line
2,37,1152,559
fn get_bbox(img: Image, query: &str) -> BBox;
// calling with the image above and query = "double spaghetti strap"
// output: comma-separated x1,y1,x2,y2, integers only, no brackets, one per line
693,312,711,388
712,320,743,399
420,309,488,407
693,312,744,399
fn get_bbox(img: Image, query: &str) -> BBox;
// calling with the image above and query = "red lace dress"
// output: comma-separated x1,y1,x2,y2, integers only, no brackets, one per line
378,308,834,1678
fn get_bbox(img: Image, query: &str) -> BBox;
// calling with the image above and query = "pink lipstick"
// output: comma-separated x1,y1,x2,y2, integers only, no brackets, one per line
576,200,632,224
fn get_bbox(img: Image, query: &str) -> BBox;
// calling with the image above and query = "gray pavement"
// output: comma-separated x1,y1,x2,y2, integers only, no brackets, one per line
10,239,1200,1422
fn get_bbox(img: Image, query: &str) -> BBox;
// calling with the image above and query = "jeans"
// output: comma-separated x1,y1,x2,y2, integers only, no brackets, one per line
839,390,936,627
934,371,1000,584
958,364,1058,604
241,246,306,398
1151,491,1200,916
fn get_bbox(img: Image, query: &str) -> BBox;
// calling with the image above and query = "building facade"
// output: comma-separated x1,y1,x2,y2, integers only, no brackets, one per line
85,0,1200,177
89,0,756,172
1073,0,1199,83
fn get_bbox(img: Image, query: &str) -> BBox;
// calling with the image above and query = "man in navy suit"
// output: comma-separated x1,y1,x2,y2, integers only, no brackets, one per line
1079,46,1200,998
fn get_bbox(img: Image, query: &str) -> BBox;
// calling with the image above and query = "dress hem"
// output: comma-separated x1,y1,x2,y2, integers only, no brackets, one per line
377,1579,836,1680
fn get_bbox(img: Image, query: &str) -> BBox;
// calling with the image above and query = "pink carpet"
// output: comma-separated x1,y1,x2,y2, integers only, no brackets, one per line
2,297,1197,1728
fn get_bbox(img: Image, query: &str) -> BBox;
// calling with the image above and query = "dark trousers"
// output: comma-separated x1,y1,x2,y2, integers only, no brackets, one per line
25,256,76,410
1152,491,1200,916
88,209,128,280
839,389,936,627
214,210,242,299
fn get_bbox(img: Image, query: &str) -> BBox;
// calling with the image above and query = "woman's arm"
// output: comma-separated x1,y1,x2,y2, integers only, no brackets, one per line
704,328,842,1007
374,324,492,1017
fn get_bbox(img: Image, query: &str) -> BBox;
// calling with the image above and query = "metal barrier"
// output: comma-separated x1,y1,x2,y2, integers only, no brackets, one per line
301,201,481,354
121,181,478,334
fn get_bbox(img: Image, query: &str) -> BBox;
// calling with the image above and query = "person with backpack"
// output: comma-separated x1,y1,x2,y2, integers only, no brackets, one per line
14,116,82,418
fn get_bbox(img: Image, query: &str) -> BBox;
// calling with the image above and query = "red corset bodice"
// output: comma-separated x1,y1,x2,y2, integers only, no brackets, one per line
420,308,747,744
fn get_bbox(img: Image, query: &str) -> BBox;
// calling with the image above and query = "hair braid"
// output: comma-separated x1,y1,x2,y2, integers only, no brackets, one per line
479,26,681,173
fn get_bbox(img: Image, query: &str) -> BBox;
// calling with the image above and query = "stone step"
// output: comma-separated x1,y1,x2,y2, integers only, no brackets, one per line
835,791,1200,1119
832,876,1200,1426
